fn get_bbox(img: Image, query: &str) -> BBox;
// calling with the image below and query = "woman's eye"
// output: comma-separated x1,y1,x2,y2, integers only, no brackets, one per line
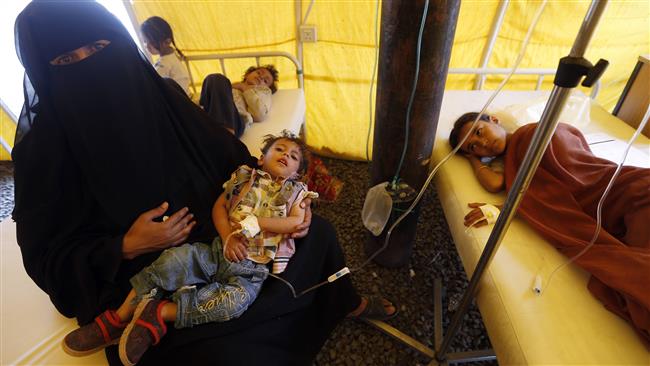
475,128,482,136
51,54,74,65
92,42,106,51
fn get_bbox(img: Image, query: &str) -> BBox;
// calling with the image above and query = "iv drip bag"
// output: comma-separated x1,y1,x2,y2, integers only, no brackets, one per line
362,182,393,236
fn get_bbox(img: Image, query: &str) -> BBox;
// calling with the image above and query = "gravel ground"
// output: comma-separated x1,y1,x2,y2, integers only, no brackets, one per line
311,156,496,366
0,158,497,365
0,161,13,221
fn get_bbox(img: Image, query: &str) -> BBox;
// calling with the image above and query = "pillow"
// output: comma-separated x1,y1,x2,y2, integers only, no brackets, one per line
492,90,591,129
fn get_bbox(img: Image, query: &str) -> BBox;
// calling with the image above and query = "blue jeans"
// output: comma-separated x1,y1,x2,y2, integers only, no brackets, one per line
130,237,268,329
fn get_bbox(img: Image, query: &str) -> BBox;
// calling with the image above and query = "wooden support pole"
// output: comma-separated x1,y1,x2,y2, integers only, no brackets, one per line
365,0,459,267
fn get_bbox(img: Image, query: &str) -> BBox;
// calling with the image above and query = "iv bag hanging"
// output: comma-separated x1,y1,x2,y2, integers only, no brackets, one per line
362,182,393,236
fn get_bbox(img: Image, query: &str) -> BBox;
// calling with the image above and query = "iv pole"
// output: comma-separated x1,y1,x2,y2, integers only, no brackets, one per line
363,1,610,364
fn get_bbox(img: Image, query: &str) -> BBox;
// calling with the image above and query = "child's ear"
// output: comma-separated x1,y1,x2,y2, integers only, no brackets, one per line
490,115,500,124
257,155,264,167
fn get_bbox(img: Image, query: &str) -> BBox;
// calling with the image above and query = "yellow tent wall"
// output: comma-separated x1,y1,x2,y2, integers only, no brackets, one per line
0,105,16,161
130,0,649,160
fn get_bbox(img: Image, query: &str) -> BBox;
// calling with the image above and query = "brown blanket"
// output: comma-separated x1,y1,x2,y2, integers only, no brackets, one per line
505,123,650,348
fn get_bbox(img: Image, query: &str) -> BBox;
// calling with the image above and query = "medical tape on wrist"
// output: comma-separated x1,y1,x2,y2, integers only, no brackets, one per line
239,215,261,238
478,204,500,224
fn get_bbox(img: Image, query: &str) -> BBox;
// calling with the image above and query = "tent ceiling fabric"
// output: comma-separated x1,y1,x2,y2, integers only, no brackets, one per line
131,0,649,161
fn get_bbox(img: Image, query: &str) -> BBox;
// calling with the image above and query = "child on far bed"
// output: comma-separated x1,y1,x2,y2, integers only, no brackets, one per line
200,65,279,137
140,16,190,95
62,131,318,365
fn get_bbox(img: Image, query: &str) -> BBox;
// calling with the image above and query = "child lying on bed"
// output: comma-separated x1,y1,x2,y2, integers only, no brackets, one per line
449,112,650,349
62,131,319,365
200,65,279,138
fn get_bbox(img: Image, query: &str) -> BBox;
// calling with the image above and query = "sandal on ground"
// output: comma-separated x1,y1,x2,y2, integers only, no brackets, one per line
349,295,399,321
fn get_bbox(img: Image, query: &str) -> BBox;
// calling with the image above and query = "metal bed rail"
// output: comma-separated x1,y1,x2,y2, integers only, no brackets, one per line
448,67,601,98
183,51,304,97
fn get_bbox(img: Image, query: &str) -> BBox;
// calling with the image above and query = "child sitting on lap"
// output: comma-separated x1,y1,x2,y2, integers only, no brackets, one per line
62,131,317,366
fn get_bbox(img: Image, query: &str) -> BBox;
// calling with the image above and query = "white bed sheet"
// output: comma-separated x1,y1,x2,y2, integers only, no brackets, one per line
240,88,305,156
432,90,650,365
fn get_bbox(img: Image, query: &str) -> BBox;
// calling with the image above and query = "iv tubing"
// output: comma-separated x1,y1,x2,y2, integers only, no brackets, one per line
354,0,548,272
391,0,430,188
542,103,650,293
365,0,381,163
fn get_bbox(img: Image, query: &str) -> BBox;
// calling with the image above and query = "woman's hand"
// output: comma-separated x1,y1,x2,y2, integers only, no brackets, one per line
464,202,488,228
289,198,312,239
224,233,247,262
122,202,196,259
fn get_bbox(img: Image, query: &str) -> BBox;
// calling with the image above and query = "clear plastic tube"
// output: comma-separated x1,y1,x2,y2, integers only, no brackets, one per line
353,0,549,272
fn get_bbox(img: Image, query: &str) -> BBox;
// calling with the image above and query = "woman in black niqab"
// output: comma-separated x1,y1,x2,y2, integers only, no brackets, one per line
13,1,360,365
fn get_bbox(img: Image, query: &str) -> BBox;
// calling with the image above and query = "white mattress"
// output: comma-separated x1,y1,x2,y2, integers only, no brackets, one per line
1,218,107,365
240,88,306,156
432,90,650,365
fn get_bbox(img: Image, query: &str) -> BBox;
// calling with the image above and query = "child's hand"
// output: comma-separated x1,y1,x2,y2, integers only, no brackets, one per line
290,198,312,239
464,202,503,227
464,202,488,228
462,153,480,164
224,234,248,262
232,82,254,92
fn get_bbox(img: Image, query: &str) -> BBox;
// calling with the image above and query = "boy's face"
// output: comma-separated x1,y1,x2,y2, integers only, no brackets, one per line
244,68,274,88
258,139,302,179
458,116,507,157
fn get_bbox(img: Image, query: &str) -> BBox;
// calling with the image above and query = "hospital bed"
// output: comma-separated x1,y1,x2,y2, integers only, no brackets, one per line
184,51,306,156
431,90,650,365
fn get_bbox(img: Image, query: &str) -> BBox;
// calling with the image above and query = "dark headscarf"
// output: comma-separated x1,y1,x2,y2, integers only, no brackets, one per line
13,0,253,323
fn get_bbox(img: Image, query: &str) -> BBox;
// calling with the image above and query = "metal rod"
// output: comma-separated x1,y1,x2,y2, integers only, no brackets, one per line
219,59,226,77
295,0,304,74
570,0,609,57
433,279,442,351
0,136,12,155
121,1,148,58
446,350,497,364
361,319,435,358
0,98,18,123
536,75,544,90
434,0,608,361
475,0,510,90
185,51,304,89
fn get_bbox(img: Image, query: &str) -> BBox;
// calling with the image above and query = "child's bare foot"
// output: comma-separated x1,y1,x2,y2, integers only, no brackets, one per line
348,296,398,320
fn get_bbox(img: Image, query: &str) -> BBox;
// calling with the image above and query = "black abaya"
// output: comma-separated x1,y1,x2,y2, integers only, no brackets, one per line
12,2,359,364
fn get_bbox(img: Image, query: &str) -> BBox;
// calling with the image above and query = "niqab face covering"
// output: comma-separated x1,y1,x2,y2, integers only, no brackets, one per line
12,1,208,228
